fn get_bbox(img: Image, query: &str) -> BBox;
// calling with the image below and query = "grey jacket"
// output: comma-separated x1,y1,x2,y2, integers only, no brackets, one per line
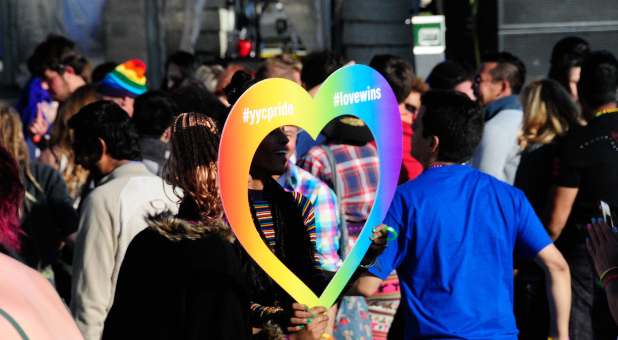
70,162,178,340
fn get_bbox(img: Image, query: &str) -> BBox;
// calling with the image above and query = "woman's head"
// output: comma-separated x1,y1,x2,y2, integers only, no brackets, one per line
0,145,24,252
520,79,582,148
164,112,222,221
548,36,590,101
50,84,100,151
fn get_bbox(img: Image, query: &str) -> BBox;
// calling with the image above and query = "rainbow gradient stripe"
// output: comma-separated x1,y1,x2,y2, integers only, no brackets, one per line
218,64,402,308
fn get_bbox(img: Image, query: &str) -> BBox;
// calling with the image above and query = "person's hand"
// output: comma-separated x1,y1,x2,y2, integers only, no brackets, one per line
586,219,618,276
369,224,391,253
287,303,329,339
29,110,50,140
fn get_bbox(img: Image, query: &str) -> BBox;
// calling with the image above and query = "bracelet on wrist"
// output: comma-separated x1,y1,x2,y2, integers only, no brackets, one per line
599,266,618,282
603,273,618,289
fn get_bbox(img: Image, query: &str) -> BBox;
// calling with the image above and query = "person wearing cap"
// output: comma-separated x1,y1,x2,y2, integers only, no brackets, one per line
97,59,148,117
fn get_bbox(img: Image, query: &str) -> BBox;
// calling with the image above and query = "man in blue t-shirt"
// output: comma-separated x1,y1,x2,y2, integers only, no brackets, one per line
350,90,571,339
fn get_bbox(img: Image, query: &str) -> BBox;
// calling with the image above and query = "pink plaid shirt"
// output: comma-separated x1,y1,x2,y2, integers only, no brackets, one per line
298,143,379,238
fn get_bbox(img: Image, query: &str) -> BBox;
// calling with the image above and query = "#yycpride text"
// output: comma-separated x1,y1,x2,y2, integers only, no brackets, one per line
242,102,295,125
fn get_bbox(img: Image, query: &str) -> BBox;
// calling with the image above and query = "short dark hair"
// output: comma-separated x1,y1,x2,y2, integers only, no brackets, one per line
427,60,472,90
69,100,142,164
421,90,484,163
91,61,118,83
133,91,178,138
170,79,229,128
482,52,526,94
578,50,618,110
162,50,198,91
369,54,415,103
548,36,590,92
27,34,88,78
301,51,347,90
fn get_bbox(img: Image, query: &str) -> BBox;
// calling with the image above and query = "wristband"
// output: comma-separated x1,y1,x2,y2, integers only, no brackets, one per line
603,274,618,289
599,266,618,282
385,226,398,241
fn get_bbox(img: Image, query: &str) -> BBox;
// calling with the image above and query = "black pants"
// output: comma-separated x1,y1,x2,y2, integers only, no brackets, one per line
566,245,617,340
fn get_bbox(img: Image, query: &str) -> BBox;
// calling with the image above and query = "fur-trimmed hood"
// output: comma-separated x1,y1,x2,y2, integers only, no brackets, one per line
146,211,234,243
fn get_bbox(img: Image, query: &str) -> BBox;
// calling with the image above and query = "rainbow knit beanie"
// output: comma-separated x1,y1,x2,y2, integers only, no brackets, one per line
98,59,148,98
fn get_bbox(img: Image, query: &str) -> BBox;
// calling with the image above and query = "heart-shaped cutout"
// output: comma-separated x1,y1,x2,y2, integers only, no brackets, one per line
218,64,402,308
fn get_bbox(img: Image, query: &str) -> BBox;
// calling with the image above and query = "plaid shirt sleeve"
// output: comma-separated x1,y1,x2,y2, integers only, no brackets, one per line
286,163,342,272
297,146,333,188
309,183,342,272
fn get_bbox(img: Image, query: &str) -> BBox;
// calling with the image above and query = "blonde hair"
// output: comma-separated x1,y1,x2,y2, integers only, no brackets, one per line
519,79,582,149
0,105,43,200
48,85,98,198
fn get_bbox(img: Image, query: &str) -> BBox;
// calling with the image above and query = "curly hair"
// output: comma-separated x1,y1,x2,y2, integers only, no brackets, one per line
0,145,24,252
163,113,223,223
68,100,142,167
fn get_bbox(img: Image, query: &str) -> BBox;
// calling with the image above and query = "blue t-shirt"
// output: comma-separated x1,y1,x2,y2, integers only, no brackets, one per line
369,165,551,340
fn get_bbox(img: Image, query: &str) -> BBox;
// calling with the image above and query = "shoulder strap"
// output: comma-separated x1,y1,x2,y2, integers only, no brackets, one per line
320,145,349,258
0,308,29,340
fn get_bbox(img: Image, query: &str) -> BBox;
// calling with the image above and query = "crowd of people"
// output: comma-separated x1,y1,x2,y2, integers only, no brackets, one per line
0,32,617,340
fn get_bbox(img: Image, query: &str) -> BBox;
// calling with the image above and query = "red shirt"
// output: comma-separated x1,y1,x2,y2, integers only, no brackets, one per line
401,120,423,182
369,120,423,184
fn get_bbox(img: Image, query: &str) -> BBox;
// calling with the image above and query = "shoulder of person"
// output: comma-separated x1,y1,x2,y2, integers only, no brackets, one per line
488,108,523,127
146,212,233,243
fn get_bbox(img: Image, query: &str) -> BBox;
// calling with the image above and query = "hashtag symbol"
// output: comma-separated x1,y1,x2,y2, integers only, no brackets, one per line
333,92,341,107
243,108,249,124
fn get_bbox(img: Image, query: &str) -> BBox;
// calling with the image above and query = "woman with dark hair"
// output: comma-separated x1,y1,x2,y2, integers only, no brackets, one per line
0,145,83,340
548,36,590,103
514,79,584,339
102,113,330,340
102,112,253,339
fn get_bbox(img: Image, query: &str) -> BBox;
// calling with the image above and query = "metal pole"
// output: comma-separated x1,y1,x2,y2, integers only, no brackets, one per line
145,0,165,90
0,0,17,87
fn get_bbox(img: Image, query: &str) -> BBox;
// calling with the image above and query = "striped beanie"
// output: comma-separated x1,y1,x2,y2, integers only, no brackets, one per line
98,59,148,98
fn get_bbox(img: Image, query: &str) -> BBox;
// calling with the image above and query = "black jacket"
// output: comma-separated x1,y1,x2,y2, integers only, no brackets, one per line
20,161,77,269
102,199,252,340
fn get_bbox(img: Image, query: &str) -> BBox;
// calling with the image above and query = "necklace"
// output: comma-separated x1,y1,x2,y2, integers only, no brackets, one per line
428,162,455,169
594,108,618,118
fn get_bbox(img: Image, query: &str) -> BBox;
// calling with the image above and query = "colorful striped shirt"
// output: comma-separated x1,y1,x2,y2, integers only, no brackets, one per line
250,190,320,268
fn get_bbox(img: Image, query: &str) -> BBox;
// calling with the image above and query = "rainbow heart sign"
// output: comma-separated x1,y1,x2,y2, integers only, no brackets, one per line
218,64,402,308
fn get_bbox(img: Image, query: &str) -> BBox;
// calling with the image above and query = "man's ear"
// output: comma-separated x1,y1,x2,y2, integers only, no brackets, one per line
97,137,107,160
430,135,440,154
499,79,511,96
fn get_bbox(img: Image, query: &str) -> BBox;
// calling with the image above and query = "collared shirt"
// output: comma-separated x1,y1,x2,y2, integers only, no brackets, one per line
280,162,341,271
298,143,379,239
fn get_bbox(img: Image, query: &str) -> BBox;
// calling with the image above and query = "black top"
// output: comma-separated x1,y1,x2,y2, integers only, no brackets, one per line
555,112,618,251
515,142,560,218
102,200,251,340
20,161,77,269
514,142,561,280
